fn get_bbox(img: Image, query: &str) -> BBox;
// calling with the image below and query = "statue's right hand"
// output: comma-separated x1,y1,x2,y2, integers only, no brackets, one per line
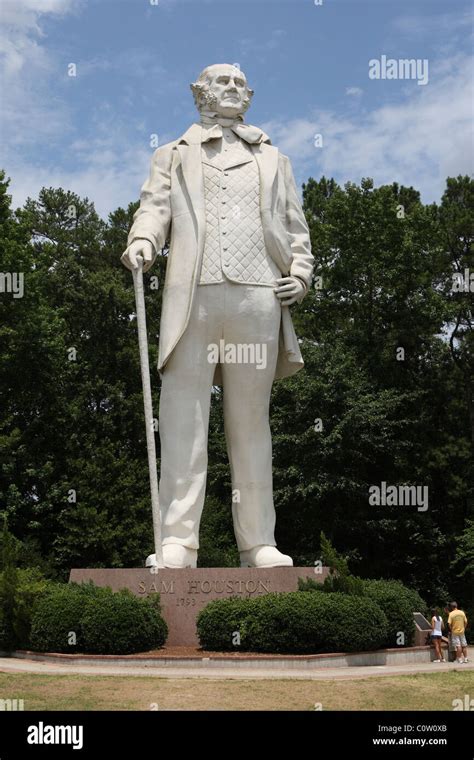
121,239,155,272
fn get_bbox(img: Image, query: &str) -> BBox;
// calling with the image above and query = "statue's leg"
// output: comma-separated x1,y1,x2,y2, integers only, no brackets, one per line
221,282,281,552
158,284,222,550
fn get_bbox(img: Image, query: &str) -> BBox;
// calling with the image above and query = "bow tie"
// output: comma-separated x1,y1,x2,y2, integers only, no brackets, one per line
200,122,268,145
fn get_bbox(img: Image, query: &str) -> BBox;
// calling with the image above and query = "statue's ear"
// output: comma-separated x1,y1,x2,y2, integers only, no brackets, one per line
190,82,204,105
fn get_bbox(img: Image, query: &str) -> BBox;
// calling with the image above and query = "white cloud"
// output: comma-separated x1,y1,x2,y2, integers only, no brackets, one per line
0,0,76,144
391,10,473,41
0,0,68,76
262,54,473,203
0,0,79,76
262,117,317,162
6,142,153,219
0,0,146,218
0,0,76,31
1,3,471,218
4,105,172,217
0,0,176,218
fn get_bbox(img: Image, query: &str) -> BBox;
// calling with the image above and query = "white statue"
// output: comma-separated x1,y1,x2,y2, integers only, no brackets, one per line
122,64,313,568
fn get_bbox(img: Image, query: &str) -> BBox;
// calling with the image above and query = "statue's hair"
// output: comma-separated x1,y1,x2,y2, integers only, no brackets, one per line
190,64,254,113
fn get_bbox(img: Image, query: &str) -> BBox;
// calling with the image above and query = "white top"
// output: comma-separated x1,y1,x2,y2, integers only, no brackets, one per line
432,616,443,635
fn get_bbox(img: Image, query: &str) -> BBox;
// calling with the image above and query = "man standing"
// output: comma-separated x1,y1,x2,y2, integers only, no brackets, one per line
121,64,313,569
448,602,469,664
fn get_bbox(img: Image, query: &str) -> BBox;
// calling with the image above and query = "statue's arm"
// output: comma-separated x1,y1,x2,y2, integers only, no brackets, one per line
121,144,173,271
282,155,314,300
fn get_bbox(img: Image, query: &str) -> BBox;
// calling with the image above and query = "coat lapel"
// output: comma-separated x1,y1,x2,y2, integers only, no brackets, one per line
176,142,205,212
252,143,279,212
176,141,206,261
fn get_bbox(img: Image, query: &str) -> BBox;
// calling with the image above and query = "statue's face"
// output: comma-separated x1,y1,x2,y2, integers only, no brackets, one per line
206,65,248,117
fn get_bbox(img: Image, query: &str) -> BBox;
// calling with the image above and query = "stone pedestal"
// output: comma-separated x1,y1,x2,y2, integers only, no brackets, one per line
69,567,328,646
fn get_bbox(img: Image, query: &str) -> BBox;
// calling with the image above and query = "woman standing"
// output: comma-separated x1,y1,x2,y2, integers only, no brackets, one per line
431,609,445,662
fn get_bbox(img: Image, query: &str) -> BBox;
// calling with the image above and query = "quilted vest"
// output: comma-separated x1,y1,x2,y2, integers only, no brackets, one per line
199,138,281,286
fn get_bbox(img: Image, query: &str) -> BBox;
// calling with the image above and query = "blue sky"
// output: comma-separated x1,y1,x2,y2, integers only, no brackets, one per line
1,0,472,217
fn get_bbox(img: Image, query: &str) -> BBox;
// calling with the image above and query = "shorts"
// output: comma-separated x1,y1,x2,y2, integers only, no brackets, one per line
451,634,467,648
431,633,442,639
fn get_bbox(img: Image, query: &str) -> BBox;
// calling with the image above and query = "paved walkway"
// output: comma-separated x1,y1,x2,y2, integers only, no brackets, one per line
1,657,473,681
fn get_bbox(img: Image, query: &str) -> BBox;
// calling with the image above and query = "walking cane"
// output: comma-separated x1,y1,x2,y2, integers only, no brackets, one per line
132,255,164,568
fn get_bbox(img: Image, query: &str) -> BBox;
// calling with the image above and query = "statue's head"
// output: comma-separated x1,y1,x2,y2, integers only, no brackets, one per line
191,63,254,119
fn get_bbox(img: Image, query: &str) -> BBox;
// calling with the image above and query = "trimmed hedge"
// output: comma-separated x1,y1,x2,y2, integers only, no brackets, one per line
30,582,92,653
197,591,388,654
299,575,428,649
81,589,168,655
30,582,168,654
364,580,415,648
0,568,56,651
362,580,417,647
13,568,57,649
196,597,257,651
0,607,6,651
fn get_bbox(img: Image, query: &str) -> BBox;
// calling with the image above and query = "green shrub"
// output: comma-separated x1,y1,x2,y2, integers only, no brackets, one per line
81,589,167,655
30,583,97,653
323,573,365,596
0,567,17,651
319,532,365,595
197,592,388,654
0,607,5,651
298,576,324,592
388,581,428,618
0,567,56,651
14,568,57,649
30,582,168,654
0,521,18,651
298,573,365,596
196,597,257,651
299,574,427,649
362,579,427,647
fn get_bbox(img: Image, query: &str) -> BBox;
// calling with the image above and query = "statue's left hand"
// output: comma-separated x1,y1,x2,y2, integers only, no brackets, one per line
274,276,305,306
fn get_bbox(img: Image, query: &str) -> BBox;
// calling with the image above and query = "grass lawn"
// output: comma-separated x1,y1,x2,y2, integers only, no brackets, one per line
0,671,473,710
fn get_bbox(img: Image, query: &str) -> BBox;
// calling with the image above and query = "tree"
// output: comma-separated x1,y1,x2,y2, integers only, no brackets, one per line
0,518,19,650
0,179,160,571
271,175,471,599
438,176,474,443
0,170,472,605
452,519,474,605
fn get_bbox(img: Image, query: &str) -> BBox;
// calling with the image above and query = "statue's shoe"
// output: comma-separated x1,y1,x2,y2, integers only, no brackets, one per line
145,545,198,569
240,545,293,568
